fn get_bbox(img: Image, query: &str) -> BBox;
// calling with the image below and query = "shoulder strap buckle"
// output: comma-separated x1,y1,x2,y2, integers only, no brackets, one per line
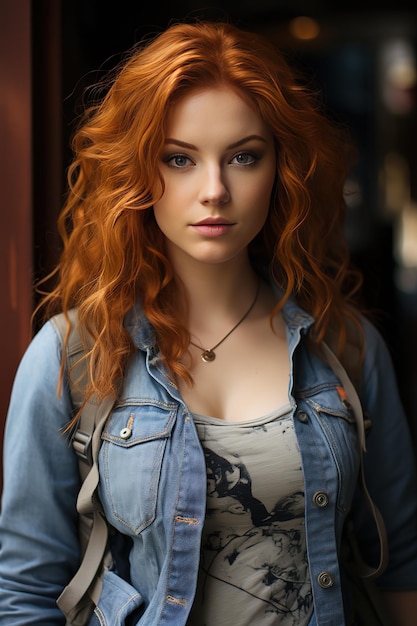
72,430,93,465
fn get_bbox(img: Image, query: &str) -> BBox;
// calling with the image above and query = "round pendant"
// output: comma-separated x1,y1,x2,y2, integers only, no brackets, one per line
201,349,216,362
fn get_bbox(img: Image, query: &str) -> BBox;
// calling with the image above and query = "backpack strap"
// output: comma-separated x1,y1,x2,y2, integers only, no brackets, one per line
52,309,98,476
321,340,389,580
51,310,117,624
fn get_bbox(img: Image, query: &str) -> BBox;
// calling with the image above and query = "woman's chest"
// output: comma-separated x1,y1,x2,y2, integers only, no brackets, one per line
180,317,290,422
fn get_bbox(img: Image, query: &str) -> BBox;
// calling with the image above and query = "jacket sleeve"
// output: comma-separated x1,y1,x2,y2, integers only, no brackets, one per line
357,317,417,589
0,320,81,625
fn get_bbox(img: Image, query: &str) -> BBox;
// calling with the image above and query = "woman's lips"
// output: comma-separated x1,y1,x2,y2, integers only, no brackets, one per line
191,224,234,236
191,218,235,237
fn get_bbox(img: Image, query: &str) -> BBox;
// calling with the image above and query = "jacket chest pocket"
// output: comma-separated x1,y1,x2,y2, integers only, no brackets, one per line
99,400,177,534
306,392,361,511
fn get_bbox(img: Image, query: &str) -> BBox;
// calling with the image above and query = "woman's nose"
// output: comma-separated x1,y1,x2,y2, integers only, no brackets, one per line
198,165,230,205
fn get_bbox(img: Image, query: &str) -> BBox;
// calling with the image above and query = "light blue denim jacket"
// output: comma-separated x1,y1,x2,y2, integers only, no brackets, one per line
1,297,417,626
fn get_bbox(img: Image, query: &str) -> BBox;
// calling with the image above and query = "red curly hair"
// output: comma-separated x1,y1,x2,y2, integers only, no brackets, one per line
38,20,362,403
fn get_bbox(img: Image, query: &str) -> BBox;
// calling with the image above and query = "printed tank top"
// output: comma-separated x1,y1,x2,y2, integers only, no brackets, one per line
187,405,313,626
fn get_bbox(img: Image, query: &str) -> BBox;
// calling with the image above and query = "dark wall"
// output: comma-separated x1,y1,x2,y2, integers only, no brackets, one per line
0,0,33,490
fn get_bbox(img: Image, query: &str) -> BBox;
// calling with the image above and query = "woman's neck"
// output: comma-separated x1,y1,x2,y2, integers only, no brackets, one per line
173,258,260,337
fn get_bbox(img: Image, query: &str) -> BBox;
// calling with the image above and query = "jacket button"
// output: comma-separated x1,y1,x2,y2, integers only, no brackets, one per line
313,491,329,508
295,410,309,423
119,427,132,440
317,571,334,588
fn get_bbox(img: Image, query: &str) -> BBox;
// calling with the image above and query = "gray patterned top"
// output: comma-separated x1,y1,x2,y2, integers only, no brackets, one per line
187,405,313,626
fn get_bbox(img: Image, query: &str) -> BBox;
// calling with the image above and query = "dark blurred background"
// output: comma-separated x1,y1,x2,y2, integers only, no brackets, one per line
1,1,417,486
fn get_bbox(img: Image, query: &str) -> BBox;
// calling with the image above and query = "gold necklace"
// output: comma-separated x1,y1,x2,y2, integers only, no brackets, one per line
189,279,260,362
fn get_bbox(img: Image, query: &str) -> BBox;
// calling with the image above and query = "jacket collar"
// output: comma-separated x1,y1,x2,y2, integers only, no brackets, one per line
124,292,314,353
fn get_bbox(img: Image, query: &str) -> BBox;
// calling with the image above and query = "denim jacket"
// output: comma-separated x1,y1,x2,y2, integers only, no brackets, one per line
1,297,417,626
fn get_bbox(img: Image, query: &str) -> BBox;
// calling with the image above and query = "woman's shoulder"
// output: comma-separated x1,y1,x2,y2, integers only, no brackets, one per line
22,315,65,364
10,315,67,403
6,314,74,437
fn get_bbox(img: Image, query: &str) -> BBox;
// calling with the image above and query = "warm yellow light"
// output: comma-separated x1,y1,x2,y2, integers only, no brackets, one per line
289,16,320,41
387,62,417,90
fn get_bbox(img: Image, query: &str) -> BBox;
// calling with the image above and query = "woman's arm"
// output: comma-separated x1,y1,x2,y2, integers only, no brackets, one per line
358,318,417,588
0,320,81,625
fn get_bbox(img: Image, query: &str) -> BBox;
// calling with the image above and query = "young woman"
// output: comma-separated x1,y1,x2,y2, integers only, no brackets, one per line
1,21,416,626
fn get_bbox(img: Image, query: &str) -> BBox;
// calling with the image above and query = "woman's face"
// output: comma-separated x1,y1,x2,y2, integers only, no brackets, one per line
153,86,277,271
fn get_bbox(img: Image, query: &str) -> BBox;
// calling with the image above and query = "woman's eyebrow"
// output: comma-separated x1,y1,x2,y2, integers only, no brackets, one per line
164,139,197,149
227,135,268,149
164,134,268,150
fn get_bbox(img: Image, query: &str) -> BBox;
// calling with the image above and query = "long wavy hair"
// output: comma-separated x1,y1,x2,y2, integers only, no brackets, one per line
38,20,362,405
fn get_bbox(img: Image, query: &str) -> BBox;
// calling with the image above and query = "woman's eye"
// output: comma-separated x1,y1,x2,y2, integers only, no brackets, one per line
230,152,258,165
165,154,192,168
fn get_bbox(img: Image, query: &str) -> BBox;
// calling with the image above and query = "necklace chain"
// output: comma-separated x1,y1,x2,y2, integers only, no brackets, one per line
189,279,260,362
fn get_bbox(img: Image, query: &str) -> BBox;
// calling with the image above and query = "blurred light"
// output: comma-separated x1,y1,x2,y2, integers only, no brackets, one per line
388,62,416,90
381,40,416,114
382,151,410,216
344,176,363,210
395,201,417,269
289,16,320,41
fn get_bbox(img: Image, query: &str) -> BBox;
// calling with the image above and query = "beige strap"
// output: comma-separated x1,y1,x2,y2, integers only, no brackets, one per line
51,311,117,622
